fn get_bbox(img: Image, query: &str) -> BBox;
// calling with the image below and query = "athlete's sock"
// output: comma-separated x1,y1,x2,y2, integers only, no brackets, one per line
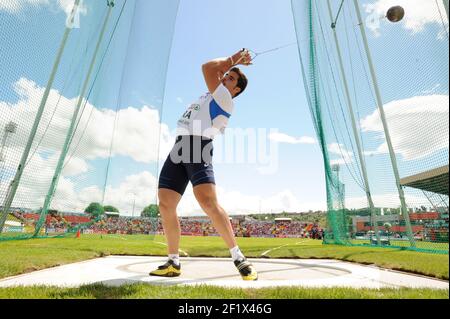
230,246,245,262
168,254,180,266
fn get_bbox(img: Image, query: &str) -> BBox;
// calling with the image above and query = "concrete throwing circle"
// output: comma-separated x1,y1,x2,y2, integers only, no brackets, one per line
0,256,448,289
119,257,351,282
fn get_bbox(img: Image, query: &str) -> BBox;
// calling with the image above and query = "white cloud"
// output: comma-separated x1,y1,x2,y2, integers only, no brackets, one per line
345,192,432,209
61,156,89,176
68,171,158,215
329,158,348,166
0,78,174,211
57,0,86,14
36,170,159,214
0,163,158,214
269,132,317,145
0,149,68,209
327,143,354,166
360,95,449,161
0,78,174,166
0,145,101,212
365,0,449,38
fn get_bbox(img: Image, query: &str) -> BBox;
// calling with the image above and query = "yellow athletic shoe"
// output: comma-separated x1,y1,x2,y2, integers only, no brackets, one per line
234,258,258,281
149,260,181,277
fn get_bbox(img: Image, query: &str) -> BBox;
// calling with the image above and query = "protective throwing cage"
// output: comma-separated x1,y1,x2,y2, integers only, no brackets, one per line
0,0,448,254
292,0,448,253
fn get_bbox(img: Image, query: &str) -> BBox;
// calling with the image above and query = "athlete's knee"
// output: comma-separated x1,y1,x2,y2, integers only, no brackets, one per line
159,205,178,227
195,192,214,208
158,190,179,213
159,201,176,215
200,198,224,216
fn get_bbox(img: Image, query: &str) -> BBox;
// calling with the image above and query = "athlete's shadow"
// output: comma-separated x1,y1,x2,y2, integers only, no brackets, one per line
50,282,141,298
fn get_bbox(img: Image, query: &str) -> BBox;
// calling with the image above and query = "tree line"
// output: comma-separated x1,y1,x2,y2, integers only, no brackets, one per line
83,203,159,218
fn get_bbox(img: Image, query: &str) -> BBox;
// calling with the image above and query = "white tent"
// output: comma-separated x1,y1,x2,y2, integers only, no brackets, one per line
5,221,22,227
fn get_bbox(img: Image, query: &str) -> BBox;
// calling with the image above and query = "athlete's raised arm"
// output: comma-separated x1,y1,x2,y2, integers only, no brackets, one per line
202,49,252,95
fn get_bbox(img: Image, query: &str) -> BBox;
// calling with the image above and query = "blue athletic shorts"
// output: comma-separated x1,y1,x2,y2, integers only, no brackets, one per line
158,135,215,195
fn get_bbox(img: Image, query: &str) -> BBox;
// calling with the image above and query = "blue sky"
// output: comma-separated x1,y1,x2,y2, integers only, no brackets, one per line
0,0,448,215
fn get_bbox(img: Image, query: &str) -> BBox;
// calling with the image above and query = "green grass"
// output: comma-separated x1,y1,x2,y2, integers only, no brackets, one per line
350,239,449,252
0,235,448,299
0,234,166,279
0,284,447,299
0,235,448,280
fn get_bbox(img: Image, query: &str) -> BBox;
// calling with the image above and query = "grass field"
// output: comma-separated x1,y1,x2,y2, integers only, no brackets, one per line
0,234,448,299
0,284,447,299
349,239,449,252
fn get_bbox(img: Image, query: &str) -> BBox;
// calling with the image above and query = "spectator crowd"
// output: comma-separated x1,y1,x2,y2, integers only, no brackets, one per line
151,218,323,239
9,211,324,239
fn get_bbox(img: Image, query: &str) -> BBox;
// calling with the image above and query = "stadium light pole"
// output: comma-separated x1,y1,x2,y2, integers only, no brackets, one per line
33,1,116,237
0,122,17,163
353,0,416,248
327,0,381,245
0,122,17,190
331,164,345,207
0,1,81,234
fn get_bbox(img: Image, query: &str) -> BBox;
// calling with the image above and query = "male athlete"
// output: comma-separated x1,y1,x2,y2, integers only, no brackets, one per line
150,49,258,280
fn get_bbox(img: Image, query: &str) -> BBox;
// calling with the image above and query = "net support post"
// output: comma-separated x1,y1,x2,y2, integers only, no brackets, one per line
326,0,381,245
352,0,416,248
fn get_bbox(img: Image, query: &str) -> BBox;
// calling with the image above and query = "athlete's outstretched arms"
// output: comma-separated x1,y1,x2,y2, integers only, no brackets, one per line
202,49,252,94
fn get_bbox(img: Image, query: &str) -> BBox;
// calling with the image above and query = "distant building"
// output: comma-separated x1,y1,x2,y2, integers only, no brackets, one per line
274,218,292,223
3,214,24,233
105,211,120,218
351,212,448,235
